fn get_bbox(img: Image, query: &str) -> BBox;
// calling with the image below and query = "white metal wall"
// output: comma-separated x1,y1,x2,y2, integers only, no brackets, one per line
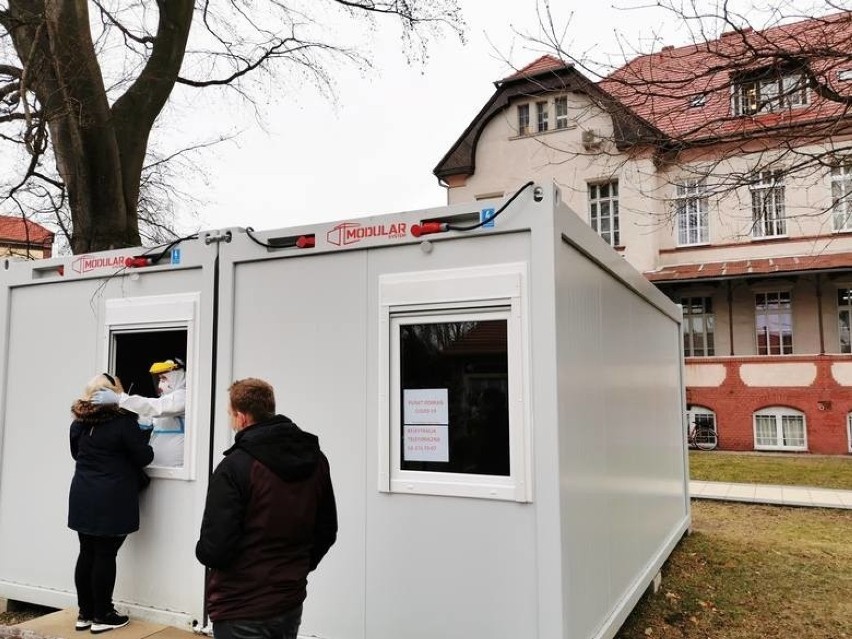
553,205,690,639
0,252,216,628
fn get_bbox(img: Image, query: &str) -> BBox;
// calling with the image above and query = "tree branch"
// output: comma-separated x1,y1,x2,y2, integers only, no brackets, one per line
91,0,156,46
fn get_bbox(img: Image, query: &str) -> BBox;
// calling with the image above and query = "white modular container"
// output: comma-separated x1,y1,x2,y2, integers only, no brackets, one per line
0,183,689,638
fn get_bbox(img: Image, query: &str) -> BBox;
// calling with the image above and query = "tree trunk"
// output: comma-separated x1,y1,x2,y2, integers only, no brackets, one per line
7,0,193,253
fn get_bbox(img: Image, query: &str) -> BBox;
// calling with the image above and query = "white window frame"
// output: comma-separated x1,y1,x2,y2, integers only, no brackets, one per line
687,405,717,438
555,96,569,129
732,70,809,116
847,413,852,454
753,407,807,451
588,180,620,247
750,170,786,238
831,163,852,231
837,288,852,353
104,293,200,481
536,100,549,132
517,104,530,136
675,179,709,245
378,264,532,502
755,290,793,355
681,296,715,357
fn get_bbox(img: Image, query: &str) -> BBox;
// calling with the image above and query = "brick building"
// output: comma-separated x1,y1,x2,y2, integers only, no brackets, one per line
434,12,852,454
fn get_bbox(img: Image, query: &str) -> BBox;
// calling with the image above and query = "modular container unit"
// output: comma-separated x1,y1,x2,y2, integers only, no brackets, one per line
0,183,689,638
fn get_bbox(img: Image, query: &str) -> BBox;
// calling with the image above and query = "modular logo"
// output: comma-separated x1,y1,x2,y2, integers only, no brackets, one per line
326,221,408,246
71,254,132,274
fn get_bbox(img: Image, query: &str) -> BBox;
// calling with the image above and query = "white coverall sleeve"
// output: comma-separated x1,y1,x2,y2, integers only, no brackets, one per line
119,389,187,419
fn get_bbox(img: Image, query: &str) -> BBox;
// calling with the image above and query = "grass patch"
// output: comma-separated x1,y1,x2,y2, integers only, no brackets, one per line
616,500,852,639
689,451,852,490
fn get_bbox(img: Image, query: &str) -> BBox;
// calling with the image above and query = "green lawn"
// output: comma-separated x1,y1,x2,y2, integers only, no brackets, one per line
616,500,852,639
689,450,852,490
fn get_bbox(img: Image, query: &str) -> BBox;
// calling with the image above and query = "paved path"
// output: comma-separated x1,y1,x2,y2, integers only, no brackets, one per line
690,480,852,509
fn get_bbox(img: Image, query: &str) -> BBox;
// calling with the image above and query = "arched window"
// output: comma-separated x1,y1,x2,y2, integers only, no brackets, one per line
687,406,717,449
753,407,807,451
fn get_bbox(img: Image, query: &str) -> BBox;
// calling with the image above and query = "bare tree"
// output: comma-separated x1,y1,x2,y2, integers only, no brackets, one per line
0,1,464,254
520,0,852,235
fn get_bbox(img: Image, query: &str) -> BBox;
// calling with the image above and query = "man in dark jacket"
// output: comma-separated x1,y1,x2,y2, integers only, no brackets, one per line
196,378,337,639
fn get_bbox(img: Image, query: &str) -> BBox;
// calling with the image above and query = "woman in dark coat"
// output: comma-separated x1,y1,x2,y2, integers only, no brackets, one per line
68,373,153,634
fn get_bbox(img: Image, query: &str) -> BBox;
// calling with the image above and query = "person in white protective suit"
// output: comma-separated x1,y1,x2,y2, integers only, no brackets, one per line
92,359,186,467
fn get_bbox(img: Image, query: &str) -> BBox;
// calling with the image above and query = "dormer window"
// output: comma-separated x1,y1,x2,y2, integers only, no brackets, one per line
731,65,809,116
688,93,707,108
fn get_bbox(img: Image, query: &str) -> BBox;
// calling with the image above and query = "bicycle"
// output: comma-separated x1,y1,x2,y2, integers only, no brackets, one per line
687,415,718,451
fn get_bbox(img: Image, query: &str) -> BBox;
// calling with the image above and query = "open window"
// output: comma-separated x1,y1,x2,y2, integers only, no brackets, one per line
104,293,199,480
379,264,531,501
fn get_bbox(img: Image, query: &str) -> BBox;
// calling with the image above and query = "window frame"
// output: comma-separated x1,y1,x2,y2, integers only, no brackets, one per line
750,170,787,238
104,293,200,481
753,407,807,451
517,104,530,136
732,68,809,116
831,162,852,232
554,96,569,129
588,180,620,247
755,290,793,355
675,179,709,246
378,264,532,502
536,100,549,132
681,296,715,357
837,288,852,353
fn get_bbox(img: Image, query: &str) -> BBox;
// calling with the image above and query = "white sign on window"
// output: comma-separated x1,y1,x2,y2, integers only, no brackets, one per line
403,389,449,462
404,425,449,462
403,388,449,424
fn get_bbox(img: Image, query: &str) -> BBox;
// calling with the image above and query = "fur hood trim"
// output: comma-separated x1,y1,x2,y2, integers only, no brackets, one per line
71,400,124,423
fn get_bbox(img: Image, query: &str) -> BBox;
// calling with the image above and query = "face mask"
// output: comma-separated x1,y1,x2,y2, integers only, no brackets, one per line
157,369,185,395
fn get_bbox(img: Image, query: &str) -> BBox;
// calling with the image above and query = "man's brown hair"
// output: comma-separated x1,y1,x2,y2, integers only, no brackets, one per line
229,378,276,423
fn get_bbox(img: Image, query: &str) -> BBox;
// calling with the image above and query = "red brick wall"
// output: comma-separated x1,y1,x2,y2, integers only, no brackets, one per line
686,355,852,455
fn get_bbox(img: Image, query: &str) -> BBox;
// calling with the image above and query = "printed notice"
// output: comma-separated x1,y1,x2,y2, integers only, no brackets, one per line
403,389,449,462
404,424,449,462
403,388,449,424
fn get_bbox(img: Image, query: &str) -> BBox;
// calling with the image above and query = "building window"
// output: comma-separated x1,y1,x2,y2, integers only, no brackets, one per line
732,68,809,116
536,101,549,132
588,181,619,247
675,179,709,245
831,163,852,231
847,413,852,453
687,405,717,447
753,407,807,451
750,170,786,237
379,264,531,502
682,296,715,357
555,96,569,129
755,291,793,355
838,289,852,353
517,104,530,136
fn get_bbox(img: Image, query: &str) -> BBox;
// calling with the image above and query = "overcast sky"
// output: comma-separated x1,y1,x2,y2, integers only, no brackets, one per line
166,0,774,234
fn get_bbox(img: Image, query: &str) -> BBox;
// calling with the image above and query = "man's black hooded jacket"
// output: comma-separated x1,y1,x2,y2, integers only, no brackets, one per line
196,414,337,621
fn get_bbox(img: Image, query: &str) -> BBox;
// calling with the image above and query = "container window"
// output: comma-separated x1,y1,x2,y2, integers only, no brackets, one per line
378,264,531,501
104,293,199,480
397,315,510,477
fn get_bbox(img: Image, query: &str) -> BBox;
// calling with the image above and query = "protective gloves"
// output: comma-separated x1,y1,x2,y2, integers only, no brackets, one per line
91,388,120,405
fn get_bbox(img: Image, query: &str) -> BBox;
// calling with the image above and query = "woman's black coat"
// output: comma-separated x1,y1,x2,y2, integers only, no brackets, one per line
68,402,154,536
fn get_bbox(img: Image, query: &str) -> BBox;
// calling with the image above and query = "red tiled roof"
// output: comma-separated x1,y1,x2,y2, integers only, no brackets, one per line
0,216,54,244
600,11,852,141
501,55,570,83
645,253,852,282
